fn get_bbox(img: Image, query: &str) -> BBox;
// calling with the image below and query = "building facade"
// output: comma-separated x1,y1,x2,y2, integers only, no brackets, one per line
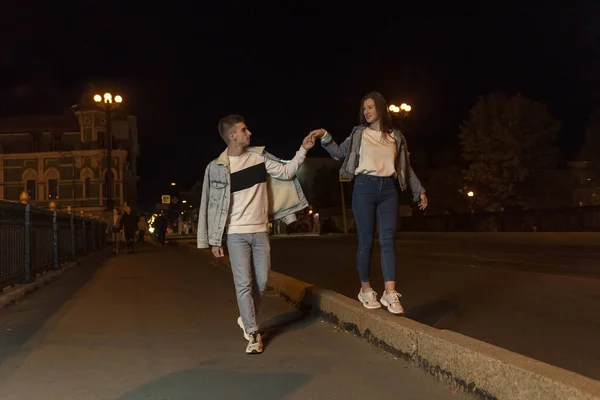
0,105,140,218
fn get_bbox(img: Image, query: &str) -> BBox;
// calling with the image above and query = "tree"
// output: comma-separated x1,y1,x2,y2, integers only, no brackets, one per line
459,92,561,211
580,109,600,179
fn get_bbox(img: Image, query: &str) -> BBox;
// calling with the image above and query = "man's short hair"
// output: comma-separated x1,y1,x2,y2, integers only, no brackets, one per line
218,114,245,144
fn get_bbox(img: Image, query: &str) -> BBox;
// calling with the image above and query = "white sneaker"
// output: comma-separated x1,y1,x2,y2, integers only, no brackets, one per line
380,290,405,315
357,288,382,309
246,331,263,354
237,316,249,341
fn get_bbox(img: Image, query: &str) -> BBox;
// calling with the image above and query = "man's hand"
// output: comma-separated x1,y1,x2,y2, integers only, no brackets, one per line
418,193,428,210
302,133,316,150
211,246,224,258
309,129,326,138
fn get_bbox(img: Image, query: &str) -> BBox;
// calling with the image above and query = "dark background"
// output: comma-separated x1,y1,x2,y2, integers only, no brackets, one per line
1,4,599,209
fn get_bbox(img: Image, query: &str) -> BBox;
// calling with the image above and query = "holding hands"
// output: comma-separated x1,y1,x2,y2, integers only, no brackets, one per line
299,128,327,151
309,129,327,139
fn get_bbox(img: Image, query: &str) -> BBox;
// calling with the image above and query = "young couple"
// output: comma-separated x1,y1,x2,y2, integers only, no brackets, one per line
197,91,427,355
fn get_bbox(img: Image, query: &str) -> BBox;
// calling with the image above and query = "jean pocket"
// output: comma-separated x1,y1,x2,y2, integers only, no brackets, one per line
354,173,369,183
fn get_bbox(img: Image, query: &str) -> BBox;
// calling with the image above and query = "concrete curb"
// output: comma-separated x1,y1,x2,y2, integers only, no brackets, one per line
173,241,600,400
0,247,112,311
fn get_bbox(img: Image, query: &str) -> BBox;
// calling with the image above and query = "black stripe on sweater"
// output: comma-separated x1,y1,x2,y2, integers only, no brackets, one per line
230,162,267,193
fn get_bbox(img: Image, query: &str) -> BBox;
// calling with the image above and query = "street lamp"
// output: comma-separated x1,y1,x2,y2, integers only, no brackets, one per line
94,92,124,211
389,103,412,117
467,190,475,214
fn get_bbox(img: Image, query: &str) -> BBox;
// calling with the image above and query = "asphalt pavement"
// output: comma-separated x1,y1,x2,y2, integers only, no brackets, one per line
269,233,600,381
0,244,470,400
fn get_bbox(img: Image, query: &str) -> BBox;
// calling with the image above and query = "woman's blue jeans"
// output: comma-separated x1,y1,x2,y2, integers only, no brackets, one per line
352,174,398,283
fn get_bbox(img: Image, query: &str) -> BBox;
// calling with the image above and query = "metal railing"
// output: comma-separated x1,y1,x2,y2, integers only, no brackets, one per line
398,206,600,232
0,200,107,288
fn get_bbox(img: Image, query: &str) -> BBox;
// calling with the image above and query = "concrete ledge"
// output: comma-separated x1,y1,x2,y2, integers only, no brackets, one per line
0,247,111,311
174,241,600,400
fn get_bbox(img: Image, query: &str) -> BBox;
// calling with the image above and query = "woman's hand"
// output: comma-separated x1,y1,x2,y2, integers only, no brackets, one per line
418,193,428,210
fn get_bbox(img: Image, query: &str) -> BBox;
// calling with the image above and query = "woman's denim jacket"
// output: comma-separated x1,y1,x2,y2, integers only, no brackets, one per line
321,125,426,202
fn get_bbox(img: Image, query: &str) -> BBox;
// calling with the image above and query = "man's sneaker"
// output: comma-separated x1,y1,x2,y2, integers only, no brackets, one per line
357,288,382,309
246,331,263,354
237,316,249,341
380,290,405,315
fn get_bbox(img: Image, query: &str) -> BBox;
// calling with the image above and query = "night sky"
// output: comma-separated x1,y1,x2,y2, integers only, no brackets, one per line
1,4,599,209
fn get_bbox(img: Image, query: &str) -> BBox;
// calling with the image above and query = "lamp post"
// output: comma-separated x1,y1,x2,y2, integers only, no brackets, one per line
94,92,123,211
467,190,475,213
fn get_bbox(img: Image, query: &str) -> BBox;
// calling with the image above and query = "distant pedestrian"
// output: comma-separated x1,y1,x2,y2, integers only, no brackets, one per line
310,92,427,315
120,206,138,253
137,215,148,244
106,208,122,254
197,114,314,354
154,212,167,245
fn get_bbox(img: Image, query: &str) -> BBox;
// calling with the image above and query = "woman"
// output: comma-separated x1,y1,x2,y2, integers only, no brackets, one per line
137,215,148,244
106,208,122,254
310,92,427,314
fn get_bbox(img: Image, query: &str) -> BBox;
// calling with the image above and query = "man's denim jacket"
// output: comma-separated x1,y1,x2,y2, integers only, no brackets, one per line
322,125,426,202
197,146,309,248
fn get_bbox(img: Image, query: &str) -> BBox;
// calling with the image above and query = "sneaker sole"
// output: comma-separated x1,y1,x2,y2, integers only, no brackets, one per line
237,317,250,341
380,298,404,315
357,294,382,309
246,348,263,355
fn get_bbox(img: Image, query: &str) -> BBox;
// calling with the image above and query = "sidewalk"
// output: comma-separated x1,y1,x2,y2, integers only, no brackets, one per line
0,245,470,400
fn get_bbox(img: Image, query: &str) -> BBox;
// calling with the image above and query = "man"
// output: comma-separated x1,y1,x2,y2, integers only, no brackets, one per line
154,212,167,246
106,208,122,254
119,206,138,253
197,114,314,354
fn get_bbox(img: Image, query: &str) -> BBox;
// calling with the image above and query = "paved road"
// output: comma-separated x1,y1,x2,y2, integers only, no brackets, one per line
0,245,469,400
269,233,600,381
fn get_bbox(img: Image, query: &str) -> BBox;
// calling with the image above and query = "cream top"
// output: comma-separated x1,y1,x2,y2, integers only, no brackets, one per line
355,128,397,177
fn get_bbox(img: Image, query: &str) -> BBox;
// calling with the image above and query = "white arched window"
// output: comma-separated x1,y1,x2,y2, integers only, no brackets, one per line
44,168,60,200
81,168,95,199
22,168,38,201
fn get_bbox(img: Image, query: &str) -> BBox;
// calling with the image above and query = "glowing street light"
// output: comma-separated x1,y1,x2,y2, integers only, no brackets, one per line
389,103,411,115
171,182,177,186
94,92,123,108
93,92,124,211
467,191,475,198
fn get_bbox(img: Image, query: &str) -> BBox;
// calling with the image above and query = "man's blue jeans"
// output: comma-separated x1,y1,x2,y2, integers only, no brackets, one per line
227,232,270,334
352,175,398,283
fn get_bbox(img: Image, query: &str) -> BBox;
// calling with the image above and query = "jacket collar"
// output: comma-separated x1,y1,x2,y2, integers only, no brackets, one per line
216,146,266,166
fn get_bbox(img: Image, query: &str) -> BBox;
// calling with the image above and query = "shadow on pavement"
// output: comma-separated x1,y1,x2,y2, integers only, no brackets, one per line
115,368,311,400
0,253,110,367
260,309,313,348
405,299,458,327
